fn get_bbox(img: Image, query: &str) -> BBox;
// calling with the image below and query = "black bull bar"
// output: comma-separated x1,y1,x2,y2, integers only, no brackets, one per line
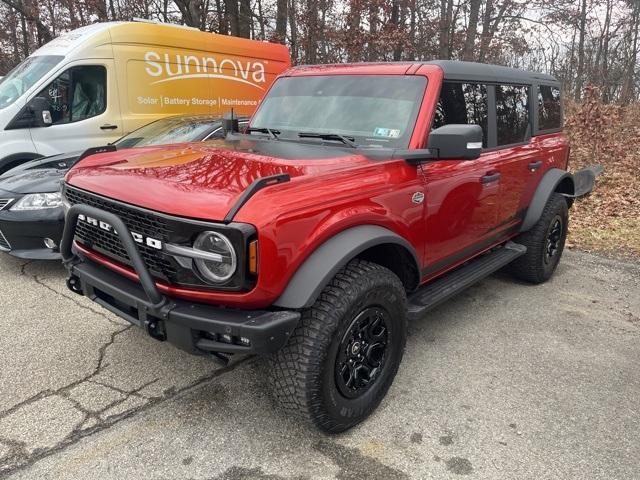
60,204,300,358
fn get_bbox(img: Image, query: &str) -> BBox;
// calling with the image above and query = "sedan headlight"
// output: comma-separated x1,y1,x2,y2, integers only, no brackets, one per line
10,192,62,211
193,231,237,283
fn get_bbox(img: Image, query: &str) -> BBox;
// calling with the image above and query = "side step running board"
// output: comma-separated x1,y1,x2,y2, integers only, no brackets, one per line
407,241,526,321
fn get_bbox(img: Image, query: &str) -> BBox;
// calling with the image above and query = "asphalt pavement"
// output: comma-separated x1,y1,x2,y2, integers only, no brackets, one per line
0,250,638,479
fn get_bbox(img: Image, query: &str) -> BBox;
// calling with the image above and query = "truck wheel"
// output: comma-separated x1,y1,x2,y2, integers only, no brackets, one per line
509,193,569,284
269,259,407,433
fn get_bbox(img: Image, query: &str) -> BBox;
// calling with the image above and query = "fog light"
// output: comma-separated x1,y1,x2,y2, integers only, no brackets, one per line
43,238,57,249
221,334,233,343
239,336,251,346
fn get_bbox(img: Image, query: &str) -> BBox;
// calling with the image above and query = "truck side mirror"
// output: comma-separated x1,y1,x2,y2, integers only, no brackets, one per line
428,124,483,160
221,110,239,135
29,96,52,128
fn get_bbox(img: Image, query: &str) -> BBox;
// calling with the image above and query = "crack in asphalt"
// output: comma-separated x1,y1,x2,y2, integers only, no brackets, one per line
0,354,251,478
1,260,254,478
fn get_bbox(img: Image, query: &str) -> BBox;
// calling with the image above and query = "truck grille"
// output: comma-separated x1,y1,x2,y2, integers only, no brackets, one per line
0,229,11,251
0,199,12,211
64,186,178,282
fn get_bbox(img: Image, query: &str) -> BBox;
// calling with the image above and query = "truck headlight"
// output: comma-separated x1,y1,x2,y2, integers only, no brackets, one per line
193,231,237,283
10,192,62,211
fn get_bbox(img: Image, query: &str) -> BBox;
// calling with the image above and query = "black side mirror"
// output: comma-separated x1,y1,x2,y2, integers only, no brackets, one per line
221,110,239,135
29,96,52,128
428,124,483,160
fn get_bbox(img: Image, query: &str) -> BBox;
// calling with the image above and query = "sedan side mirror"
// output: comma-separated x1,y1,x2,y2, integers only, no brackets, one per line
29,96,52,128
428,124,483,160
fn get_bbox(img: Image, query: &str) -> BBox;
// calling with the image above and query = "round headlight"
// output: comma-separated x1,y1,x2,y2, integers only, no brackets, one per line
193,231,237,283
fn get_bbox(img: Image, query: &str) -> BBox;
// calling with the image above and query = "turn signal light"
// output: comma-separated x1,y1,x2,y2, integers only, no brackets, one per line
248,240,258,275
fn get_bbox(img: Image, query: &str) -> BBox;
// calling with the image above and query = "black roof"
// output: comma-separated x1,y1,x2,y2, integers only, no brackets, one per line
426,60,559,85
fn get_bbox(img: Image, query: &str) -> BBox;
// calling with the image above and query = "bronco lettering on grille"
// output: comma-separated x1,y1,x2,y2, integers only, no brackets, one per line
77,214,163,250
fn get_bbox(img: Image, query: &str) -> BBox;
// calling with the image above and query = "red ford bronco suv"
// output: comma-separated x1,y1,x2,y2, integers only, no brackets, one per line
61,61,600,432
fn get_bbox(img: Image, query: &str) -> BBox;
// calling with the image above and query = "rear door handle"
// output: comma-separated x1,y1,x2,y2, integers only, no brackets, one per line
100,124,118,130
481,172,501,184
528,160,542,171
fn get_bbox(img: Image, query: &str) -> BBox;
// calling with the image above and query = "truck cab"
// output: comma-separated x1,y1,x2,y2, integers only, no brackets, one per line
61,61,599,433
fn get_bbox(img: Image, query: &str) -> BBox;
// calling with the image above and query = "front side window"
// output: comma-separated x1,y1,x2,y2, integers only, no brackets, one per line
0,55,63,110
251,75,427,148
496,84,530,146
37,65,106,125
432,82,489,147
538,85,561,131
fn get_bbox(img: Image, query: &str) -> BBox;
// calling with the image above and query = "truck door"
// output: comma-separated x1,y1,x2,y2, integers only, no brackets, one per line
29,60,123,156
423,82,502,273
491,84,540,228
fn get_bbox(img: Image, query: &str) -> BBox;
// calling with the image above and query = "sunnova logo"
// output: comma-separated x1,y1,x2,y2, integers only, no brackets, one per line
144,51,266,90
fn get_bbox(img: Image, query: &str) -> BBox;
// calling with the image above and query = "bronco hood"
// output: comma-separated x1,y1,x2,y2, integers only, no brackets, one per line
65,139,370,221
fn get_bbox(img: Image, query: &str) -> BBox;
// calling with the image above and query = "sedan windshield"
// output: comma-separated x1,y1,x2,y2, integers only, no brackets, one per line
250,75,427,148
114,116,220,148
0,55,63,110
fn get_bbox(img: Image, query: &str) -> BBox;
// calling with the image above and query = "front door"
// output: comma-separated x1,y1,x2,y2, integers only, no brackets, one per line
423,82,502,274
29,60,122,157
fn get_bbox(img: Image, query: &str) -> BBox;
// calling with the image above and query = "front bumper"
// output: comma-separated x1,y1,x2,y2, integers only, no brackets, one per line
0,205,64,260
62,204,300,356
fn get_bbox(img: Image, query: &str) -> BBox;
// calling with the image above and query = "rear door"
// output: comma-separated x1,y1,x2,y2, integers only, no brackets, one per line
29,60,122,156
490,84,540,228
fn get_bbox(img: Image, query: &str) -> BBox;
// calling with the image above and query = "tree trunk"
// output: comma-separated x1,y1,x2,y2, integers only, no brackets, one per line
438,0,453,59
238,0,251,38
288,0,298,61
462,0,481,61
368,1,378,61
275,0,287,43
574,0,588,101
225,0,239,35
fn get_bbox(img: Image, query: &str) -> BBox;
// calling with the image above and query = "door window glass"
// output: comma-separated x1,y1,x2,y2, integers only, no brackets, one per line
433,82,488,147
496,85,530,145
538,85,561,131
37,65,106,124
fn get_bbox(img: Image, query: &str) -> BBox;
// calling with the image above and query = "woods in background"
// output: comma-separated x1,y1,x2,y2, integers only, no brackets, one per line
0,0,638,102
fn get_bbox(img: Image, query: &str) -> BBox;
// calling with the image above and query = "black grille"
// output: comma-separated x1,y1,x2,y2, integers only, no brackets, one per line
65,187,177,281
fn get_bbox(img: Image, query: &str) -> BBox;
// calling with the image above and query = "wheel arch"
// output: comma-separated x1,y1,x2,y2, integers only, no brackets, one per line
273,225,420,309
520,168,574,233
0,152,42,173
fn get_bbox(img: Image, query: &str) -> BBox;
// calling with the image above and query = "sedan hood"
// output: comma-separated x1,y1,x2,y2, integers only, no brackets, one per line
0,151,81,179
66,139,371,221
0,168,65,195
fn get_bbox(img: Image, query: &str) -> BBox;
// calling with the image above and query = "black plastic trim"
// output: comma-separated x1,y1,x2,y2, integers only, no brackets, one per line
224,173,290,222
520,168,574,232
274,225,420,309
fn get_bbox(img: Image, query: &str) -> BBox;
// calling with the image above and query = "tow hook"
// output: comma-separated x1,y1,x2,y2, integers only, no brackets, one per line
66,275,83,295
146,319,167,341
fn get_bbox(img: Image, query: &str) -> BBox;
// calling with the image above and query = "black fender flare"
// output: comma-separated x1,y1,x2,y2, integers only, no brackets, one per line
273,225,420,309
520,168,574,232
0,152,42,172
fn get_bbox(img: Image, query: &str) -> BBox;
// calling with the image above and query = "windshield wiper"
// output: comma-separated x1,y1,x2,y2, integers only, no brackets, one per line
245,127,280,139
297,132,358,148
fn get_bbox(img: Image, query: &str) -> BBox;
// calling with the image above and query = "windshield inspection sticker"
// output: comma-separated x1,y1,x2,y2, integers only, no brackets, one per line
373,128,401,138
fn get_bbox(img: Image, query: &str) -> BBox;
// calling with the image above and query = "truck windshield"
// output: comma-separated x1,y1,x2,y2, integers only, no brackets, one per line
250,75,427,148
0,55,64,110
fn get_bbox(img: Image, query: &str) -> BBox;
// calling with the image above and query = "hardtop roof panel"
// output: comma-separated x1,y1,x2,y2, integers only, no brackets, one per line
426,60,559,85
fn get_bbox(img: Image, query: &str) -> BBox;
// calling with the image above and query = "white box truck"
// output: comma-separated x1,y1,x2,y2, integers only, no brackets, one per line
0,21,290,172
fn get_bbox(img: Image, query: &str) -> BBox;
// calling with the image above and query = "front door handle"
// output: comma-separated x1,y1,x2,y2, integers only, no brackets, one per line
100,124,118,130
481,172,501,184
528,160,543,171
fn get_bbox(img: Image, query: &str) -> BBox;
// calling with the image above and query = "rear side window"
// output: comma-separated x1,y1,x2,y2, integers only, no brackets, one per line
538,85,561,131
496,85,530,146
433,82,488,147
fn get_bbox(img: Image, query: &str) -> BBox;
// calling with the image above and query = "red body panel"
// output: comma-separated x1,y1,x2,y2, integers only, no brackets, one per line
66,63,569,309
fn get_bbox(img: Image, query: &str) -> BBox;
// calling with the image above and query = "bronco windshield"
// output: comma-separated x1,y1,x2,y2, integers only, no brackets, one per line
250,75,427,148
0,55,63,110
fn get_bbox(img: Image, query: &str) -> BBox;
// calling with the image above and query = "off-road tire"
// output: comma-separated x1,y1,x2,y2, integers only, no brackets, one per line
269,259,407,433
509,193,569,283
